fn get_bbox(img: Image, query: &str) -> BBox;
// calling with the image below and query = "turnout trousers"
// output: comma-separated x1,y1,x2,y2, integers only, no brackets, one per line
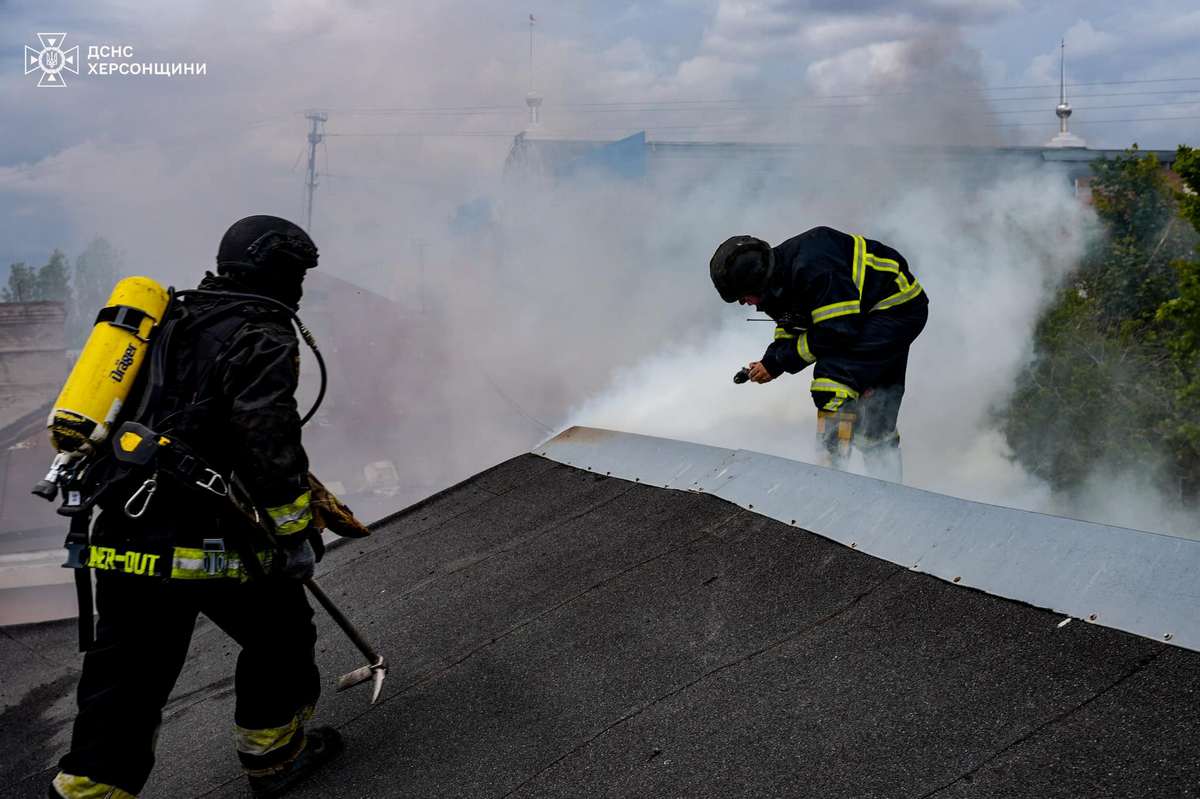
810,299,928,442
56,567,320,796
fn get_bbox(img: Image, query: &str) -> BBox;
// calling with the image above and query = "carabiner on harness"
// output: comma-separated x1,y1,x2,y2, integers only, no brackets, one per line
124,474,158,519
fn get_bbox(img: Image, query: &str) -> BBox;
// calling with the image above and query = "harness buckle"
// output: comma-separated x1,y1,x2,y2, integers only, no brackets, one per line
196,469,228,497
124,476,158,519
202,538,228,576
62,541,88,569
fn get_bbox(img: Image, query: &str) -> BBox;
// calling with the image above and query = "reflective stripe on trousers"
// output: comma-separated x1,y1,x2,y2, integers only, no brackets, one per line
810,377,860,411
236,706,315,775
52,772,138,799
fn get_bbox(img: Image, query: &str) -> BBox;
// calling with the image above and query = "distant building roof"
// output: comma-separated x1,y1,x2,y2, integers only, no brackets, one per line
506,131,1181,186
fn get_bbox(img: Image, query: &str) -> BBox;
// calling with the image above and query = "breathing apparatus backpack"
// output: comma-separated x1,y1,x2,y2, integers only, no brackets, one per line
33,277,170,501
33,277,328,650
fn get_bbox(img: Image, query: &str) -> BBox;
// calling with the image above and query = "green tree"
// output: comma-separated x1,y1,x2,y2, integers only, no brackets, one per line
3,250,75,305
1090,146,1174,246
3,262,37,302
36,249,71,304
1003,146,1199,501
1154,145,1200,497
1079,147,1191,328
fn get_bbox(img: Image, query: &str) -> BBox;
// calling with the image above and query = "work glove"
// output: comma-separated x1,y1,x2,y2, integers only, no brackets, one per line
309,473,371,538
276,536,316,581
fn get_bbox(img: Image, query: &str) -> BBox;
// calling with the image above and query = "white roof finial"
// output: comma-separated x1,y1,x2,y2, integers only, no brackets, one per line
1047,38,1086,148
526,12,542,129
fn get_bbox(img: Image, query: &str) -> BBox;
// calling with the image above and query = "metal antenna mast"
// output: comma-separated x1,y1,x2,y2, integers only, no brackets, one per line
304,110,328,232
526,13,542,127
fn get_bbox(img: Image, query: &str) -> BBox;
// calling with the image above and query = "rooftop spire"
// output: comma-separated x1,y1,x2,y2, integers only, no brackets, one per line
1059,39,1067,106
1046,38,1086,148
525,12,542,129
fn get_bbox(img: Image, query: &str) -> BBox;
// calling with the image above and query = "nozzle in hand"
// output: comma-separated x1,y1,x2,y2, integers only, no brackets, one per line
733,367,750,384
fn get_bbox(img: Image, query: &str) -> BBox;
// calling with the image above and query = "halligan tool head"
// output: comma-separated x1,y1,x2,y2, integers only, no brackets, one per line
336,655,388,705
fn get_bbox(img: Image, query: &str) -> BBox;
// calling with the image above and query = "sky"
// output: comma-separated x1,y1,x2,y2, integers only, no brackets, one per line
0,0,1198,533
0,0,1196,272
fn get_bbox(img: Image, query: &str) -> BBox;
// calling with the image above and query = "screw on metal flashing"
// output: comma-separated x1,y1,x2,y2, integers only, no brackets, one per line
1164,633,1174,641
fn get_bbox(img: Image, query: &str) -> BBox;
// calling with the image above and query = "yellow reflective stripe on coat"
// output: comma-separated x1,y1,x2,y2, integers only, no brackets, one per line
811,300,860,324
865,253,910,289
773,326,796,340
871,279,924,312
865,252,916,301
797,332,815,364
267,491,313,535
52,772,137,799
851,234,866,296
235,706,312,757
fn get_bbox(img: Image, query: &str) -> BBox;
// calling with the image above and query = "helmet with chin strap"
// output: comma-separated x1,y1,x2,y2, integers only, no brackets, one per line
709,235,774,303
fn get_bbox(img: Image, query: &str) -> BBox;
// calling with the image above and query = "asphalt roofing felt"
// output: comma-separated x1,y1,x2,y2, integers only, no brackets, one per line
2,447,1199,798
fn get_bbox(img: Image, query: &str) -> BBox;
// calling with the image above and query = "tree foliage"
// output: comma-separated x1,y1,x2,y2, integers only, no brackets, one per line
1003,146,1200,502
1153,145,1200,491
2,262,37,302
3,249,73,305
36,249,71,304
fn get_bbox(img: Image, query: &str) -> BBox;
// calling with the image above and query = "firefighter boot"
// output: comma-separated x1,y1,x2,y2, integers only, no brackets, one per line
815,409,856,471
859,431,903,484
246,726,344,798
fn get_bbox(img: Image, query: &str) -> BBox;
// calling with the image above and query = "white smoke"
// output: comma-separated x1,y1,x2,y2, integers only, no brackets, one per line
1,0,1195,540
566,164,1089,514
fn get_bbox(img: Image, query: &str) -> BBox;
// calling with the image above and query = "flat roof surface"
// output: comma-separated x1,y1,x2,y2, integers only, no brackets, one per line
3,452,1198,797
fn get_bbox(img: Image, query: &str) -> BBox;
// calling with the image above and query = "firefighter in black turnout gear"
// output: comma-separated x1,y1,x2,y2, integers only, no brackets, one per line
52,216,343,799
711,227,928,480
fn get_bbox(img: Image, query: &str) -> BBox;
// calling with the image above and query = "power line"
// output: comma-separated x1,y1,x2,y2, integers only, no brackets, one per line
990,75,1200,90
552,86,1200,108
311,77,1200,117
314,92,1200,139
554,89,1200,110
989,115,1200,128
315,90,1200,117
325,131,518,138
986,99,1200,116
315,114,1199,139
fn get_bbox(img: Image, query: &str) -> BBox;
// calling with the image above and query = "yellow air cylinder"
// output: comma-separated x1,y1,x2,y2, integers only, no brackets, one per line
48,276,169,453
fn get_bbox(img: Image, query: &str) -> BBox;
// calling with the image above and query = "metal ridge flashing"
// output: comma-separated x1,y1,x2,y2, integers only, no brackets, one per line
537,426,1200,653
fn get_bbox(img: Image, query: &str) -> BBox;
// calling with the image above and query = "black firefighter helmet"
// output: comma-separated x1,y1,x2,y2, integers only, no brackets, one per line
709,235,774,303
216,215,318,306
